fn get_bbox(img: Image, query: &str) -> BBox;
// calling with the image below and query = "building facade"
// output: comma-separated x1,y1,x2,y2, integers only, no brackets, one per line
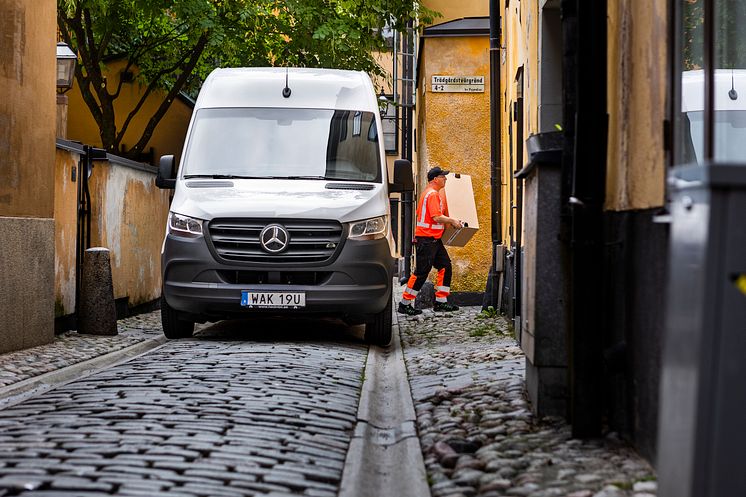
0,0,57,353
385,0,674,465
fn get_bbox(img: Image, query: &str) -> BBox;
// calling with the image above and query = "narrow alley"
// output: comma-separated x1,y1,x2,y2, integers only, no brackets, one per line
0,293,656,497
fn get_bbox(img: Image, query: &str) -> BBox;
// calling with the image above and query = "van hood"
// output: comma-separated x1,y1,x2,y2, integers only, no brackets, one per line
170,179,387,223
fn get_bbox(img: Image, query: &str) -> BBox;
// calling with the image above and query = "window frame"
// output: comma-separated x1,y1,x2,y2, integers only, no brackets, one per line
671,0,746,167
380,95,399,155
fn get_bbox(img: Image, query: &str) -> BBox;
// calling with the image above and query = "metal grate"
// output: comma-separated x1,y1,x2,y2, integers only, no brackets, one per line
207,219,344,264
325,183,375,191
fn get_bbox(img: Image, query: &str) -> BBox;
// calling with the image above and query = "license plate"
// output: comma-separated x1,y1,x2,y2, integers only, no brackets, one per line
241,291,306,308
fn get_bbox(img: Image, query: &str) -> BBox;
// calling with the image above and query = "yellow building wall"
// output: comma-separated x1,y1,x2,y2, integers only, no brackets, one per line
424,0,488,22
501,0,536,247
0,0,56,218
0,0,57,353
606,0,667,211
54,148,79,317
66,60,193,163
418,36,492,292
525,4,540,141
54,148,171,317
87,160,171,307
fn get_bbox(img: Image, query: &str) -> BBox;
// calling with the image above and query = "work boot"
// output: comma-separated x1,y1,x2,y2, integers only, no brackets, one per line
434,302,460,312
398,302,423,316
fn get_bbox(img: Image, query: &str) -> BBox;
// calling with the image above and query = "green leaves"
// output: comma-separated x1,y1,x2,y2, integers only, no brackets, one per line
57,0,434,158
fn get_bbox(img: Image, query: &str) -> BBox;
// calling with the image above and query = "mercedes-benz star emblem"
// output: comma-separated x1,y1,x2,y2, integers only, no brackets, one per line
259,224,289,253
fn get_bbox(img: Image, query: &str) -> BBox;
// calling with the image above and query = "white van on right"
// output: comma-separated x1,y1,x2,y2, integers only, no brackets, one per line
681,69,746,163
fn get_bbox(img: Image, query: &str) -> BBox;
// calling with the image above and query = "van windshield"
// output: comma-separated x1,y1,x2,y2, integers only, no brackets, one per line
182,108,382,182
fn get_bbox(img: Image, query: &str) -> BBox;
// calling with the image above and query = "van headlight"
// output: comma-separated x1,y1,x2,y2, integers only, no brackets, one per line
168,212,204,238
348,216,387,240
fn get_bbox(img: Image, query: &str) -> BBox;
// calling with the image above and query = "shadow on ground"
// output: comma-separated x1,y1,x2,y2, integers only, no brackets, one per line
191,316,367,345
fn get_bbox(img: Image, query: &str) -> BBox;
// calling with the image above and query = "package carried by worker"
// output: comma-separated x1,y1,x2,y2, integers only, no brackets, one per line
439,172,479,246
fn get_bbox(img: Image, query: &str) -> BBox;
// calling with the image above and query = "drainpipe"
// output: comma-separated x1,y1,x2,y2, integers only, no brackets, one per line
561,0,608,438
483,0,504,311
75,145,108,322
400,21,415,283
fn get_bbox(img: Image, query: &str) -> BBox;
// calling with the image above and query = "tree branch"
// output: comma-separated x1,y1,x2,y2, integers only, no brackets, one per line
114,44,198,145
127,33,210,157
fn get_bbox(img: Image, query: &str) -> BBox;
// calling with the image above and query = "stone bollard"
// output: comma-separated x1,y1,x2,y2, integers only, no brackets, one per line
415,281,435,309
78,247,118,336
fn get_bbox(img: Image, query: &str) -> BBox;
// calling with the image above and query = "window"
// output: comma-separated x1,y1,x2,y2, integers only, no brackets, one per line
353,111,362,136
674,0,746,166
182,108,382,182
380,96,399,155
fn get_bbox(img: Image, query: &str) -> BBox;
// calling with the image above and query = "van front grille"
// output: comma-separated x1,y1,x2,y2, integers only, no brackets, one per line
207,219,344,264
216,270,332,285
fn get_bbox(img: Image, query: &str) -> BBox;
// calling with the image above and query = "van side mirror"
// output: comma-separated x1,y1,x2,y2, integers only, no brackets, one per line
389,159,414,193
155,155,176,189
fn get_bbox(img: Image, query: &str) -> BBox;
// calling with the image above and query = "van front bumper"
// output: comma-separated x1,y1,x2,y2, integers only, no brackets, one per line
161,233,394,320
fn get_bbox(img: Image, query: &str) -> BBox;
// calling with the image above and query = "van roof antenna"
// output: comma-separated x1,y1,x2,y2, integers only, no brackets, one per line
729,69,738,101
283,67,292,98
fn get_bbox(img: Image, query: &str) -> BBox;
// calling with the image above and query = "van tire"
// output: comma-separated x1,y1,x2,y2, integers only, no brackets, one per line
161,294,194,339
364,292,392,347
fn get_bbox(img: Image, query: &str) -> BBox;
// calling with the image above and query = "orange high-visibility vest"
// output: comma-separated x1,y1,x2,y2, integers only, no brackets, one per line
415,186,445,238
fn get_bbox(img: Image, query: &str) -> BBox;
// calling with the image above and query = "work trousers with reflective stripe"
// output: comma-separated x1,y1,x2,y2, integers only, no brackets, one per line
402,236,452,304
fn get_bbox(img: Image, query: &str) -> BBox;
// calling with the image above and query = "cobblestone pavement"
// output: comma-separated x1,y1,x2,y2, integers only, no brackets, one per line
0,313,167,389
0,318,367,497
396,289,658,497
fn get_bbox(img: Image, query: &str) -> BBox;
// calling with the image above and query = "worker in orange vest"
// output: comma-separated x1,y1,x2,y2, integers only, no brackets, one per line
398,166,463,316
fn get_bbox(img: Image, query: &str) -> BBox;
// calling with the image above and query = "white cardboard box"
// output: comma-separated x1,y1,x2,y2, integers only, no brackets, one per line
440,173,479,247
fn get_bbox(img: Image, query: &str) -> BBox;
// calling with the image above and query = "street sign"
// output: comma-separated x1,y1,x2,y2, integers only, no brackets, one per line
431,75,485,93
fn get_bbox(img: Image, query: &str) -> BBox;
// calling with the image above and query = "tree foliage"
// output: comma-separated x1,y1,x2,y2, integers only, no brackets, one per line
58,0,437,159
682,0,746,71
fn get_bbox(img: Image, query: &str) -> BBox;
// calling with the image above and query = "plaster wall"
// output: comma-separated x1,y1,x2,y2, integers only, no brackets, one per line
54,148,79,317
0,0,56,218
501,0,542,247
66,60,192,163
424,0,488,23
53,149,170,317
87,161,170,308
606,0,668,211
419,36,492,292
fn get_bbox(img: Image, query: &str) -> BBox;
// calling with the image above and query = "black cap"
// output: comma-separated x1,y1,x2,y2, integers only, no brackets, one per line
427,166,450,181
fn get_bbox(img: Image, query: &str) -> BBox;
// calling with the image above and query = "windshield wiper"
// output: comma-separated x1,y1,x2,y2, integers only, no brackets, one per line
183,174,265,179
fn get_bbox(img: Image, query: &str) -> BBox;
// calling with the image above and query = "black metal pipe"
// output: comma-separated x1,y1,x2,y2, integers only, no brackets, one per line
76,147,93,321
483,0,503,310
514,96,524,327
563,0,608,438
84,155,92,249
703,0,715,161
75,153,85,321
400,21,415,283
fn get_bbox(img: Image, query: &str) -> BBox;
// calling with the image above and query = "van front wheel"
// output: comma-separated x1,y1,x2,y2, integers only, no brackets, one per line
364,292,392,347
161,294,194,339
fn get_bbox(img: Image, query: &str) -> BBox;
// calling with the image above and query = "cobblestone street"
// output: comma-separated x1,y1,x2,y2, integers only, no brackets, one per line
396,295,658,497
0,298,658,497
0,318,367,497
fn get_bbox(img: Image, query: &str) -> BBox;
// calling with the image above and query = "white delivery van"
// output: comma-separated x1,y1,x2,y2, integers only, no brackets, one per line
155,67,413,346
681,69,746,163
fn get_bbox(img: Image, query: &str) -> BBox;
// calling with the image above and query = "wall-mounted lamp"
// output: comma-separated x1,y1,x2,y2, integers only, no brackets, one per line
379,90,391,117
56,42,77,94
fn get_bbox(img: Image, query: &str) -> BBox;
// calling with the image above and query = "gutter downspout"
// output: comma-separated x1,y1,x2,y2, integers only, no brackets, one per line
484,0,504,311
400,21,415,283
75,145,108,323
562,0,608,438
